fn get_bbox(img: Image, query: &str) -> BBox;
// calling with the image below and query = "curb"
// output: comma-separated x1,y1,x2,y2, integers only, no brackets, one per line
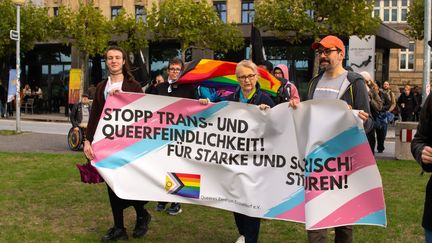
2,117,69,123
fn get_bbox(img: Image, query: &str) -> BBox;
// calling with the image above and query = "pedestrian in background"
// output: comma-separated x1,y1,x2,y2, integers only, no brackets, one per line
397,84,418,121
360,71,383,154
382,81,396,123
84,46,151,241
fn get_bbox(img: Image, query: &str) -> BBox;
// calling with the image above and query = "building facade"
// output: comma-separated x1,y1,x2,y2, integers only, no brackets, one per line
21,0,416,105
373,0,431,95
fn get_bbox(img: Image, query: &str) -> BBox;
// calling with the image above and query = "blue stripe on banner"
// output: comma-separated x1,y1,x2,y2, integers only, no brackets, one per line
304,126,367,177
264,126,366,217
354,210,386,225
264,188,304,217
96,101,229,169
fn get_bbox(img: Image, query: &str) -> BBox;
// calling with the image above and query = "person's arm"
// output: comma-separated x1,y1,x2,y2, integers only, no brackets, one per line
412,95,432,172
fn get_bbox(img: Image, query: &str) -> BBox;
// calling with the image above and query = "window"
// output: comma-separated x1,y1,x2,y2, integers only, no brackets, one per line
373,0,409,23
241,1,254,24
135,5,146,22
53,7,59,16
399,41,415,71
214,1,227,23
111,6,121,20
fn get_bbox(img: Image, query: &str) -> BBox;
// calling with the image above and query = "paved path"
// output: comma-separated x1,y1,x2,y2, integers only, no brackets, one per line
0,132,77,154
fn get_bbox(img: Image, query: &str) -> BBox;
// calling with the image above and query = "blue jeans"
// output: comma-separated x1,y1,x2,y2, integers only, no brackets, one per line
426,228,432,243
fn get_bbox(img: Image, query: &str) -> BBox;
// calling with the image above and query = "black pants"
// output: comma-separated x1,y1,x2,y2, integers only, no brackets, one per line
367,129,376,154
375,123,387,152
107,185,148,228
233,212,260,243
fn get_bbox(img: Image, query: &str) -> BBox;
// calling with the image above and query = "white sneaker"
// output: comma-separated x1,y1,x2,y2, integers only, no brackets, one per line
235,235,245,243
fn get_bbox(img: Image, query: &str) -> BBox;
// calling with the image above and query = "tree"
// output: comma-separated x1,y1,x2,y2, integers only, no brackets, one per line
111,9,148,54
254,0,381,43
0,0,50,74
406,0,424,40
147,0,244,60
51,2,112,91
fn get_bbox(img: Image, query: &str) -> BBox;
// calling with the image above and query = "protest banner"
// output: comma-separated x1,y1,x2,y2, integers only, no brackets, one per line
91,93,386,230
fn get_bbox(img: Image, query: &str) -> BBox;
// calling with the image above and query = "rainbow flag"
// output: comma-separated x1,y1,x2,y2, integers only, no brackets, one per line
176,59,281,96
165,172,201,199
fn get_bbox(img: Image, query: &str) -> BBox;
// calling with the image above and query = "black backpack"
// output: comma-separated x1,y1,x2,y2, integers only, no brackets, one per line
273,77,291,104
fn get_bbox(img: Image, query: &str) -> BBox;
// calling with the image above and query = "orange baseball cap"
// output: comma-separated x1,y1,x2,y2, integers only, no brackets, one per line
311,35,345,53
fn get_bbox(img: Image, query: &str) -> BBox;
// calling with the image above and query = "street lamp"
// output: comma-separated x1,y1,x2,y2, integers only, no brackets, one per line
11,0,25,133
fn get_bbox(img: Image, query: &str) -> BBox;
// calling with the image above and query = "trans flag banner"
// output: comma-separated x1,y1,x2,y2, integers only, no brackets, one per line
91,93,386,230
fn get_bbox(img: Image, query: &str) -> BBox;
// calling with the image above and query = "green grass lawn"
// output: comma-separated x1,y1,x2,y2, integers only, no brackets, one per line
0,152,427,242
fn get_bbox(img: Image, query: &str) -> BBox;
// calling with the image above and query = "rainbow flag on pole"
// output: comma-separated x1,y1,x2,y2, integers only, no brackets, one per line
176,59,281,96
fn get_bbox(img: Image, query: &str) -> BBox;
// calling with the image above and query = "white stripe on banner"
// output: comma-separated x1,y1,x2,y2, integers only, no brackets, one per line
305,165,383,227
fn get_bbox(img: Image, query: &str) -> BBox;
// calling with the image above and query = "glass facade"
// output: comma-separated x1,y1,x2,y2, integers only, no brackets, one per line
214,1,227,23
241,1,254,24
399,41,415,70
373,0,409,23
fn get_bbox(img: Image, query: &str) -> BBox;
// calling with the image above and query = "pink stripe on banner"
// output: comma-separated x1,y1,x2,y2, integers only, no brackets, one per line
305,143,375,202
100,92,144,120
274,202,305,222
310,188,385,229
92,98,215,163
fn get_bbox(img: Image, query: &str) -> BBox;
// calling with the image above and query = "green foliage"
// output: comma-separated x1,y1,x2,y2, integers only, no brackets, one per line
111,8,148,53
254,0,381,43
0,0,50,58
147,0,244,57
51,2,111,57
406,0,424,40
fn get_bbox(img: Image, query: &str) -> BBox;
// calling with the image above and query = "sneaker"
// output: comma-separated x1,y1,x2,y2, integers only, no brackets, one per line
101,227,128,242
133,213,152,238
166,203,182,215
235,235,245,243
155,202,166,212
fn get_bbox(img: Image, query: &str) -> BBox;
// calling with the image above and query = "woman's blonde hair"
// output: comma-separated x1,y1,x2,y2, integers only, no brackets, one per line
236,59,257,77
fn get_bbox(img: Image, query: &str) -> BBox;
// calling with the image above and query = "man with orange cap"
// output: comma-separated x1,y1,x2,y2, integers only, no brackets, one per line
290,35,372,243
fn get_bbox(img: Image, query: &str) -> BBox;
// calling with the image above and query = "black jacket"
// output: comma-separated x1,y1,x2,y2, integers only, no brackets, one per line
154,82,197,99
225,84,275,107
411,94,432,229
